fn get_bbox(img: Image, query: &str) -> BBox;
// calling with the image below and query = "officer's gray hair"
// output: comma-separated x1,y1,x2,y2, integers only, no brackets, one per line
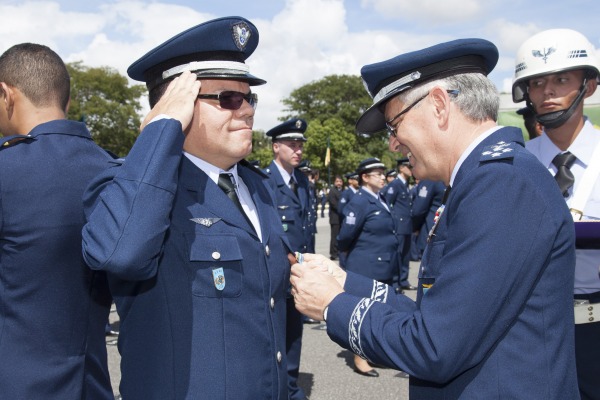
398,73,499,122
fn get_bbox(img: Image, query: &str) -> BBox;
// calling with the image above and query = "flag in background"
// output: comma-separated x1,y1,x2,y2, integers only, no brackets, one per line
324,145,330,166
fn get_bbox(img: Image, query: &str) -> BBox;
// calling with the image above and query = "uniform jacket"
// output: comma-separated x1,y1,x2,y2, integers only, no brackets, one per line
337,188,399,282
412,180,446,235
0,120,113,399
325,127,579,399
383,177,412,234
327,186,342,225
338,187,356,219
82,119,291,400
264,160,311,253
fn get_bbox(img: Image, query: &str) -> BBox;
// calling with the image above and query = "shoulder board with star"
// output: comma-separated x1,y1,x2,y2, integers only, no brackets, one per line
479,141,517,163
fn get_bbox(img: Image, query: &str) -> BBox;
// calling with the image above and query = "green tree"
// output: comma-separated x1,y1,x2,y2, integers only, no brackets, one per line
67,62,146,157
280,74,397,179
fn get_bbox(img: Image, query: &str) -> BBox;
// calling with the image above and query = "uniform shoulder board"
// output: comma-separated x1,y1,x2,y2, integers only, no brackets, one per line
0,134,34,149
480,141,517,163
240,159,268,178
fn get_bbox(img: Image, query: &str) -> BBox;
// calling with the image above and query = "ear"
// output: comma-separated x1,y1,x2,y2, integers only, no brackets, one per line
429,86,451,127
584,78,597,98
0,82,15,115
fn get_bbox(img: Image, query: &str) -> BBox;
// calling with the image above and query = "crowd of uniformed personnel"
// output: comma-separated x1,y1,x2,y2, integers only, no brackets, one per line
0,14,598,400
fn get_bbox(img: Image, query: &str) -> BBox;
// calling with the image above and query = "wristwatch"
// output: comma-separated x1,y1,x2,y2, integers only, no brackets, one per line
323,306,329,322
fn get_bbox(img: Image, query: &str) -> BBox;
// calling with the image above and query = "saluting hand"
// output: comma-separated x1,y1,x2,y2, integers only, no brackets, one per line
141,71,201,131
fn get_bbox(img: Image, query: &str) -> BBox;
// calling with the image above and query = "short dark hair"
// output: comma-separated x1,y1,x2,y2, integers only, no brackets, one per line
0,43,70,111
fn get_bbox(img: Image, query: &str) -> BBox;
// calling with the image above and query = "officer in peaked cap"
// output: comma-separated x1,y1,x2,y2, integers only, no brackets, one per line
82,17,292,399
385,168,398,183
290,38,578,399
337,157,399,377
382,156,415,292
339,171,360,222
263,117,310,400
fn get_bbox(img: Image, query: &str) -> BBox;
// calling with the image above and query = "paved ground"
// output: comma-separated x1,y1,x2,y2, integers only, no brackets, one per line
106,214,419,399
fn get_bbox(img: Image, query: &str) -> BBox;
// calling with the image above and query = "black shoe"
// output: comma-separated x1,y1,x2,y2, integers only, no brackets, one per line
354,368,379,377
401,285,417,291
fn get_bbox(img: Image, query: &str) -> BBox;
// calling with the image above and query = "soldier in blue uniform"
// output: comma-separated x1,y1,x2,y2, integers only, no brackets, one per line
0,43,113,399
291,38,579,399
337,158,399,377
513,28,600,400
82,17,291,399
298,160,317,253
264,118,311,400
411,179,446,261
338,172,359,218
383,157,416,291
385,168,397,184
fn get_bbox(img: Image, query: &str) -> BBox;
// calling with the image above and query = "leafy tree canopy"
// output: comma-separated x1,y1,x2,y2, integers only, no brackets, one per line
67,62,146,157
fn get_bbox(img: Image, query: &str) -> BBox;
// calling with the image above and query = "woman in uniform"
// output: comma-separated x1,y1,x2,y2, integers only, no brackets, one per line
338,157,399,377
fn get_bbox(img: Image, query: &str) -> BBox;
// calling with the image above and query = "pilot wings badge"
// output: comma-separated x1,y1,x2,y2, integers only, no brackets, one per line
190,217,222,227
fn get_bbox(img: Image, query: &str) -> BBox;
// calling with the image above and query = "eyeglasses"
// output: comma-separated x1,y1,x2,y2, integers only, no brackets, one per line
197,91,258,110
385,89,459,138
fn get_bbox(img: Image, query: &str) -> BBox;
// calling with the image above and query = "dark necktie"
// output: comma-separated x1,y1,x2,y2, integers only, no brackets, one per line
289,178,298,197
218,173,254,230
552,152,576,197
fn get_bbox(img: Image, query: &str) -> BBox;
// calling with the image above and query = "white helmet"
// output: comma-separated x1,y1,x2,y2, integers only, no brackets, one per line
512,29,599,103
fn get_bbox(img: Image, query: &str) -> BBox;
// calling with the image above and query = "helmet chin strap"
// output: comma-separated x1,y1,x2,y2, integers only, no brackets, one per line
526,78,588,130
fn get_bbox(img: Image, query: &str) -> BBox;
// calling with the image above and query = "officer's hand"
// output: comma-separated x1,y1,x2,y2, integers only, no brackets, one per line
300,253,347,288
141,71,200,131
290,260,344,322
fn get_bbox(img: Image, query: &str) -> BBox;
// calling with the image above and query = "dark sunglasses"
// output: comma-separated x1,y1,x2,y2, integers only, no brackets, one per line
197,91,258,110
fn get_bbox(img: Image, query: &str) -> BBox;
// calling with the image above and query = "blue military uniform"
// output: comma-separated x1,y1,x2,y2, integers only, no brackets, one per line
0,120,113,399
325,38,579,399
338,172,358,219
338,186,399,284
298,160,317,253
328,128,579,399
82,17,291,399
411,179,446,260
382,159,413,289
264,118,311,400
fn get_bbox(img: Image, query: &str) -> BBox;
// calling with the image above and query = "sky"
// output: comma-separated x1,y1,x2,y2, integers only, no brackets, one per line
0,0,599,131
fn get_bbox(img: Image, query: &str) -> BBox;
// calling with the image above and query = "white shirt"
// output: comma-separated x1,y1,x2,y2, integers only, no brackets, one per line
526,119,600,294
272,160,296,189
184,152,262,241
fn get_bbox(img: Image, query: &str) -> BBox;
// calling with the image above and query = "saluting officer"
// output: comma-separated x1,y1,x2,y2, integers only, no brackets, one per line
82,17,292,399
337,158,399,377
264,118,311,400
383,157,416,291
291,38,579,399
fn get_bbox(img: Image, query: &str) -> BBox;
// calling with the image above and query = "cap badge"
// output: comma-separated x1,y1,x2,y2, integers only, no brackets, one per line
295,120,302,129
232,22,251,50
532,47,556,64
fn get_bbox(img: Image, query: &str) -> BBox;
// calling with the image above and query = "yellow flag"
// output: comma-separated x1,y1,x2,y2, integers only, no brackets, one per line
324,146,331,166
